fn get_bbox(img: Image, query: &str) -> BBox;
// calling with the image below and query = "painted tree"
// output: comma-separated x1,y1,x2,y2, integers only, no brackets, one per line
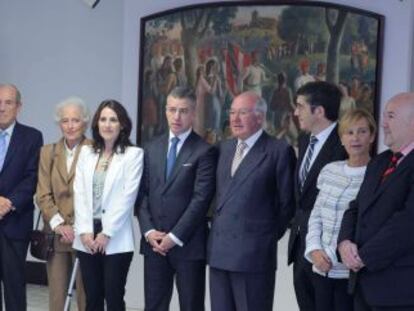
148,7,237,86
325,8,348,83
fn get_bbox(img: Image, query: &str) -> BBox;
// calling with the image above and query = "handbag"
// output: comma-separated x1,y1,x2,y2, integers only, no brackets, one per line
30,218,55,261
30,143,56,261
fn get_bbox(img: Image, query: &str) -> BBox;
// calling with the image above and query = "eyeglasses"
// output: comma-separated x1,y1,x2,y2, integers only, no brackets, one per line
166,106,191,115
228,108,257,117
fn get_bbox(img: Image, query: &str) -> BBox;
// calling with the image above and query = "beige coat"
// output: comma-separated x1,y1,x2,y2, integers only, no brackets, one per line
36,137,90,252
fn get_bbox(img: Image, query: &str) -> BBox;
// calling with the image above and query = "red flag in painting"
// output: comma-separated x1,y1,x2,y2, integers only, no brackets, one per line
224,42,250,97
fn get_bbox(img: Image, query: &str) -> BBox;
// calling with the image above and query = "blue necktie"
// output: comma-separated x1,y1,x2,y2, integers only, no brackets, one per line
166,136,179,179
299,135,318,190
0,131,7,171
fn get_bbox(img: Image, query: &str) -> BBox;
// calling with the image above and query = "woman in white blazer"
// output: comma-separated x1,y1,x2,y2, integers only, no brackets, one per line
73,99,143,311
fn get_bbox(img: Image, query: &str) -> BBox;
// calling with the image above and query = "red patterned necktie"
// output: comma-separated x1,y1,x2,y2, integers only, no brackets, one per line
381,152,403,182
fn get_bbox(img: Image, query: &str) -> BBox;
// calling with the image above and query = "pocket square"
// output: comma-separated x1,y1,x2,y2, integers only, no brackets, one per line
182,163,193,167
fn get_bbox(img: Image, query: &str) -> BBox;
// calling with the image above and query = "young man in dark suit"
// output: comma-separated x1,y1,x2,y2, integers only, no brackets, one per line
287,81,347,311
0,84,43,311
208,91,296,311
338,92,414,311
136,86,217,311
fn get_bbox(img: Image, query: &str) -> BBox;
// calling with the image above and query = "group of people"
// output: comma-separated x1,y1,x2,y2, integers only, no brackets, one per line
0,78,414,311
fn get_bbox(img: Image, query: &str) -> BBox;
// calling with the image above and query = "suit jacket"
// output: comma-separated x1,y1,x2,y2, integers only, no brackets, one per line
207,131,296,272
338,149,414,306
36,137,90,252
72,145,143,255
288,127,346,264
137,131,217,260
0,122,43,240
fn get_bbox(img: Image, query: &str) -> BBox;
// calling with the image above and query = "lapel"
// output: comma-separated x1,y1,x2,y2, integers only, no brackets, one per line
217,132,268,211
300,126,341,196
67,137,89,183
162,131,198,193
101,149,124,206
55,139,69,183
155,134,169,187
54,137,89,184
1,122,22,172
362,150,414,213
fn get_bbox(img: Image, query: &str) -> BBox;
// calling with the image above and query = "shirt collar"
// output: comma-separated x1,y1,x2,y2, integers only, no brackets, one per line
64,138,81,156
313,122,336,143
0,121,16,137
238,128,263,148
169,128,192,143
398,140,414,157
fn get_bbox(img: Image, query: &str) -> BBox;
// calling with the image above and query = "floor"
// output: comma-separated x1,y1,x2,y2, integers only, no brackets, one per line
26,234,298,311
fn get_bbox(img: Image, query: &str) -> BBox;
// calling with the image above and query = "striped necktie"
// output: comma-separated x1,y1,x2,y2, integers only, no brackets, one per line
299,135,318,190
231,141,248,177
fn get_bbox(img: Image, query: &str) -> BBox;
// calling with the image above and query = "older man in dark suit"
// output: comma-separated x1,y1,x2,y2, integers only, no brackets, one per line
136,86,217,311
287,81,347,311
0,84,43,311
338,92,414,311
207,91,296,311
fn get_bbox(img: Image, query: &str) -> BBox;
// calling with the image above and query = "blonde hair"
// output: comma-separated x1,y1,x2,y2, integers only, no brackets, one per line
338,108,376,137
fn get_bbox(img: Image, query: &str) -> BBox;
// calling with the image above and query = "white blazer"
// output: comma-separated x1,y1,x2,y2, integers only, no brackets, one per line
73,145,143,255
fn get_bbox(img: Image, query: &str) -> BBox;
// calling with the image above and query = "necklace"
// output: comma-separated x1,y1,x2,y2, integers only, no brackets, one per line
98,152,113,171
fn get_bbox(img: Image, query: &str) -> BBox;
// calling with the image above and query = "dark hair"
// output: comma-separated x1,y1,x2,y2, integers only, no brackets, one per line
167,86,197,109
91,99,132,154
296,81,342,122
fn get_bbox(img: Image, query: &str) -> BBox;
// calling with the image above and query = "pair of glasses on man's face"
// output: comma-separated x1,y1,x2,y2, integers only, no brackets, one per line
228,108,257,117
166,107,191,116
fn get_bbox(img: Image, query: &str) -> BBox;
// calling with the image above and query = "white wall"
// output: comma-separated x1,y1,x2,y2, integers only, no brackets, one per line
1,0,413,310
0,0,124,143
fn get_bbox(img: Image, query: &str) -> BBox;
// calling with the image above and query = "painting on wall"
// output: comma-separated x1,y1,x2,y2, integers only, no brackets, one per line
137,1,384,148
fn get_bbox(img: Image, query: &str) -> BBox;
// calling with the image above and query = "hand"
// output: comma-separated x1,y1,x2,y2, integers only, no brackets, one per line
80,233,96,254
94,233,110,254
147,231,166,256
0,197,12,217
310,249,332,273
55,225,75,244
338,240,364,272
159,235,176,253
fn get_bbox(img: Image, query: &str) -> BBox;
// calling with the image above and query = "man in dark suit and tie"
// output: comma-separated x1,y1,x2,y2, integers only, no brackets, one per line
287,81,347,311
207,91,296,311
0,84,43,311
338,92,414,311
136,86,217,311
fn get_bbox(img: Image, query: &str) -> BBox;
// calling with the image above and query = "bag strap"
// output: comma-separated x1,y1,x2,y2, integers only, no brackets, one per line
35,143,56,230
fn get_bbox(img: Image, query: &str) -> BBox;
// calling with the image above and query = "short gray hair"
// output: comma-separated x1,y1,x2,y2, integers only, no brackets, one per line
54,96,90,123
167,86,197,109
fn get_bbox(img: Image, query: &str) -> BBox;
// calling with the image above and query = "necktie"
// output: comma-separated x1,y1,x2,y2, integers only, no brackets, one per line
381,152,403,182
299,135,318,190
166,136,179,179
0,131,7,172
231,141,248,177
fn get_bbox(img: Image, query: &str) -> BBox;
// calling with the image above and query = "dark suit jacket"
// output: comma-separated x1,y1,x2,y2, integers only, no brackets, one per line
338,149,414,306
0,122,43,240
137,131,217,260
207,132,296,272
288,127,346,264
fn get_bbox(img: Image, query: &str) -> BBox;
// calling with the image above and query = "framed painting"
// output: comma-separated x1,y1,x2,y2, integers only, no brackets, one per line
137,1,384,148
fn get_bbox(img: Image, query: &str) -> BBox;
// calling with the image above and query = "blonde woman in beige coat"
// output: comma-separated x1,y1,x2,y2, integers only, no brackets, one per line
36,96,90,311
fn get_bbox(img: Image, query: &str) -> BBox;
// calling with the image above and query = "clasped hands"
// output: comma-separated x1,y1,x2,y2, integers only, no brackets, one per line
80,232,109,254
0,196,13,219
338,240,365,272
147,230,176,256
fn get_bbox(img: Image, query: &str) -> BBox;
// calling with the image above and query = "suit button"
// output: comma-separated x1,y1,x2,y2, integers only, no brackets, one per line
102,210,106,214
